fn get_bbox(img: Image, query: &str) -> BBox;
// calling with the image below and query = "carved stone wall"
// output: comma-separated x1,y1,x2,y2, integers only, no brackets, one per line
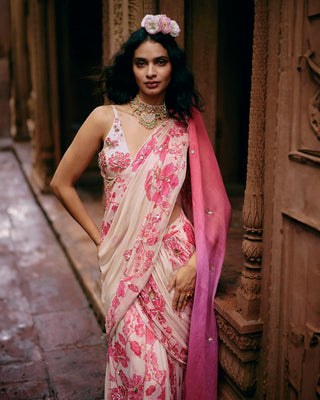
260,0,320,398
102,0,158,65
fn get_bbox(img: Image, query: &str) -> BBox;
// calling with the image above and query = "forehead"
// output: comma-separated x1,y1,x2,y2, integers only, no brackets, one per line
134,40,169,59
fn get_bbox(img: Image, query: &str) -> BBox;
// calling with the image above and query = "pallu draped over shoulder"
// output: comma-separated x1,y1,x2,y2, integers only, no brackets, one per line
98,106,231,400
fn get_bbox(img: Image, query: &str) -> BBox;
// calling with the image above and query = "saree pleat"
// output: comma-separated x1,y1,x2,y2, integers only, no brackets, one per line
105,211,194,399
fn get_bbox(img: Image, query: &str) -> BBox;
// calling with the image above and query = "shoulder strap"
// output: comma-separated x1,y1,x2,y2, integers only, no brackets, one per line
110,105,119,120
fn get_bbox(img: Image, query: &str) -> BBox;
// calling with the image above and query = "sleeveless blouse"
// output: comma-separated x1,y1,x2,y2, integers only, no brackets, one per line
98,106,132,184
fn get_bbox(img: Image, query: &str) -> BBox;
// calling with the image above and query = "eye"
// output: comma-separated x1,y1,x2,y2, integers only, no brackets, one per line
157,58,168,66
134,60,146,68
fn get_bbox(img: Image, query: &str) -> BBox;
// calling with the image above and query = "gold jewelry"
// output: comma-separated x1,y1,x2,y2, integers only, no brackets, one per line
130,95,168,129
186,293,193,300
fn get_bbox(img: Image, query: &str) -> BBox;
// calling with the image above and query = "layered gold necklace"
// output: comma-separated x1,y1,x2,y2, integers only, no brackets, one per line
130,95,168,130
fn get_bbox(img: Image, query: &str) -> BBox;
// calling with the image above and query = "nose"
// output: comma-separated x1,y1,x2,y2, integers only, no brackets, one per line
146,63,156,78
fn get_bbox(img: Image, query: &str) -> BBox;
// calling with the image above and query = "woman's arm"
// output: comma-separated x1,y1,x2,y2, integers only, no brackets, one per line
50,106,113,246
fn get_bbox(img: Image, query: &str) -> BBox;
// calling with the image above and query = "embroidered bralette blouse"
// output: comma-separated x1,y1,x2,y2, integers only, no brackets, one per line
98,106,131,185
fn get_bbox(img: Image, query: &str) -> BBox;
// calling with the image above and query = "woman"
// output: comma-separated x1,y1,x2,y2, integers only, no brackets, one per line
51,14,231,400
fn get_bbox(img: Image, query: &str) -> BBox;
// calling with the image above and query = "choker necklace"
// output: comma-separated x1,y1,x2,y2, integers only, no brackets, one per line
130,95,168,129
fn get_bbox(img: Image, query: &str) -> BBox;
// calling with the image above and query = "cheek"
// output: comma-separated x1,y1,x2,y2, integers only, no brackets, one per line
165,66,172,82
133,67,142,84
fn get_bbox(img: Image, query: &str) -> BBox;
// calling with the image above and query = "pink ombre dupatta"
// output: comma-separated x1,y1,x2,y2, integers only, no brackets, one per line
184,108,232,399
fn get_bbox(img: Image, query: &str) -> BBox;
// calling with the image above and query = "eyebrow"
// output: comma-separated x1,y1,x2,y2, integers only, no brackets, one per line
133,56,169,62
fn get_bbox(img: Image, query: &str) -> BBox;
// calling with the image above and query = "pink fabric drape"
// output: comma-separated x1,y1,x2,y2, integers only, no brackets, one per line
184,108,232,399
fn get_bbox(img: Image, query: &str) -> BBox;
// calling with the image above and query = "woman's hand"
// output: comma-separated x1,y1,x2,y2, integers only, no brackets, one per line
167,253,197,312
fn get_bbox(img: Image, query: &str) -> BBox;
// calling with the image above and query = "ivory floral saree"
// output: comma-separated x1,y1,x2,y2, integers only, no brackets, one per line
98,106,231,400
98,106,195,399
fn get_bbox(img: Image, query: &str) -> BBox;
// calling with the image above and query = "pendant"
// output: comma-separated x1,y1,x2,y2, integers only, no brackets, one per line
139,113,157,129
140,112,156,125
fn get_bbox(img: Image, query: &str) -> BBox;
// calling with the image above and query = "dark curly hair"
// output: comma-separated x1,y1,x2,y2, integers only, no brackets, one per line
99,28,201,119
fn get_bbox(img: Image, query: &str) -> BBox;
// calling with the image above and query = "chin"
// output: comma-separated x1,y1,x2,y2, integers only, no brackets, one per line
143,89,166,97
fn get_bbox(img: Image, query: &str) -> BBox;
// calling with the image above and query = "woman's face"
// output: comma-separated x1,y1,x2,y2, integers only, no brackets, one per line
133,40,172,104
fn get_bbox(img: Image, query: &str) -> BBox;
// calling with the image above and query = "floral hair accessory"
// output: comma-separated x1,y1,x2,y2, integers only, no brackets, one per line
141,14,180,37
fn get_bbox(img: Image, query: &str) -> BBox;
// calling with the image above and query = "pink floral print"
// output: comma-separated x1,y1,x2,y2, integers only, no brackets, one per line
108,151,131,173
105,305,182,400
105,137,119,148
101,220,111,243
132,137,157,171
145,163,179,204
99,108,193,399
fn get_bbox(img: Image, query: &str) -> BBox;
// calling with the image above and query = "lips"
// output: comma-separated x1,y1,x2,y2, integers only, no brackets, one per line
145,81,159,88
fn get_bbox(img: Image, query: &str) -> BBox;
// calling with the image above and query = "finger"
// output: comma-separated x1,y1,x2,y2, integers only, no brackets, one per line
181,295,190,311
172,290,180,311
180,299,187,312
177,293,186,312
167,276,176,292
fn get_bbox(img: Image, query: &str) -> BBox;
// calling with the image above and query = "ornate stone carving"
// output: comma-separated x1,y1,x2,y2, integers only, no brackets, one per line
218,341,257,395
113,0,126,52
128,0,158,33
143,0,158,14
238,271,261,299
215,312,261,351
242,233,263,263
242,193,264,234
302,49,320,140
236,0,268,322
104,0,157,64
291,6,320,158
128,0,143,33
309,90,320,140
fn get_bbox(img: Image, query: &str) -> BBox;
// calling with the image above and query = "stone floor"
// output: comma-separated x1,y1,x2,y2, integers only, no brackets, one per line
0,146,107,399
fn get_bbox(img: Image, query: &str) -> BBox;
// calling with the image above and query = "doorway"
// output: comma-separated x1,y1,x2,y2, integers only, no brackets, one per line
55,0,103,185
216,0,254,194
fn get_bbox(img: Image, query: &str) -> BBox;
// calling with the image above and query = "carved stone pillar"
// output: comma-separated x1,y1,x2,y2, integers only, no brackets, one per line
27,0,60,190
236,0,268,321
9,0,30,140
102,0,158,65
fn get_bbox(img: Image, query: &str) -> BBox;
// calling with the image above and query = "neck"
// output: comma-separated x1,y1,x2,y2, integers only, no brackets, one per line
138,92,165,106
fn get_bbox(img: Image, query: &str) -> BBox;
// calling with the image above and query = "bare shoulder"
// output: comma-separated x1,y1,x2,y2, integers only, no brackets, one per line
114,103,131,116
88,105,115,129
77,105,115,143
